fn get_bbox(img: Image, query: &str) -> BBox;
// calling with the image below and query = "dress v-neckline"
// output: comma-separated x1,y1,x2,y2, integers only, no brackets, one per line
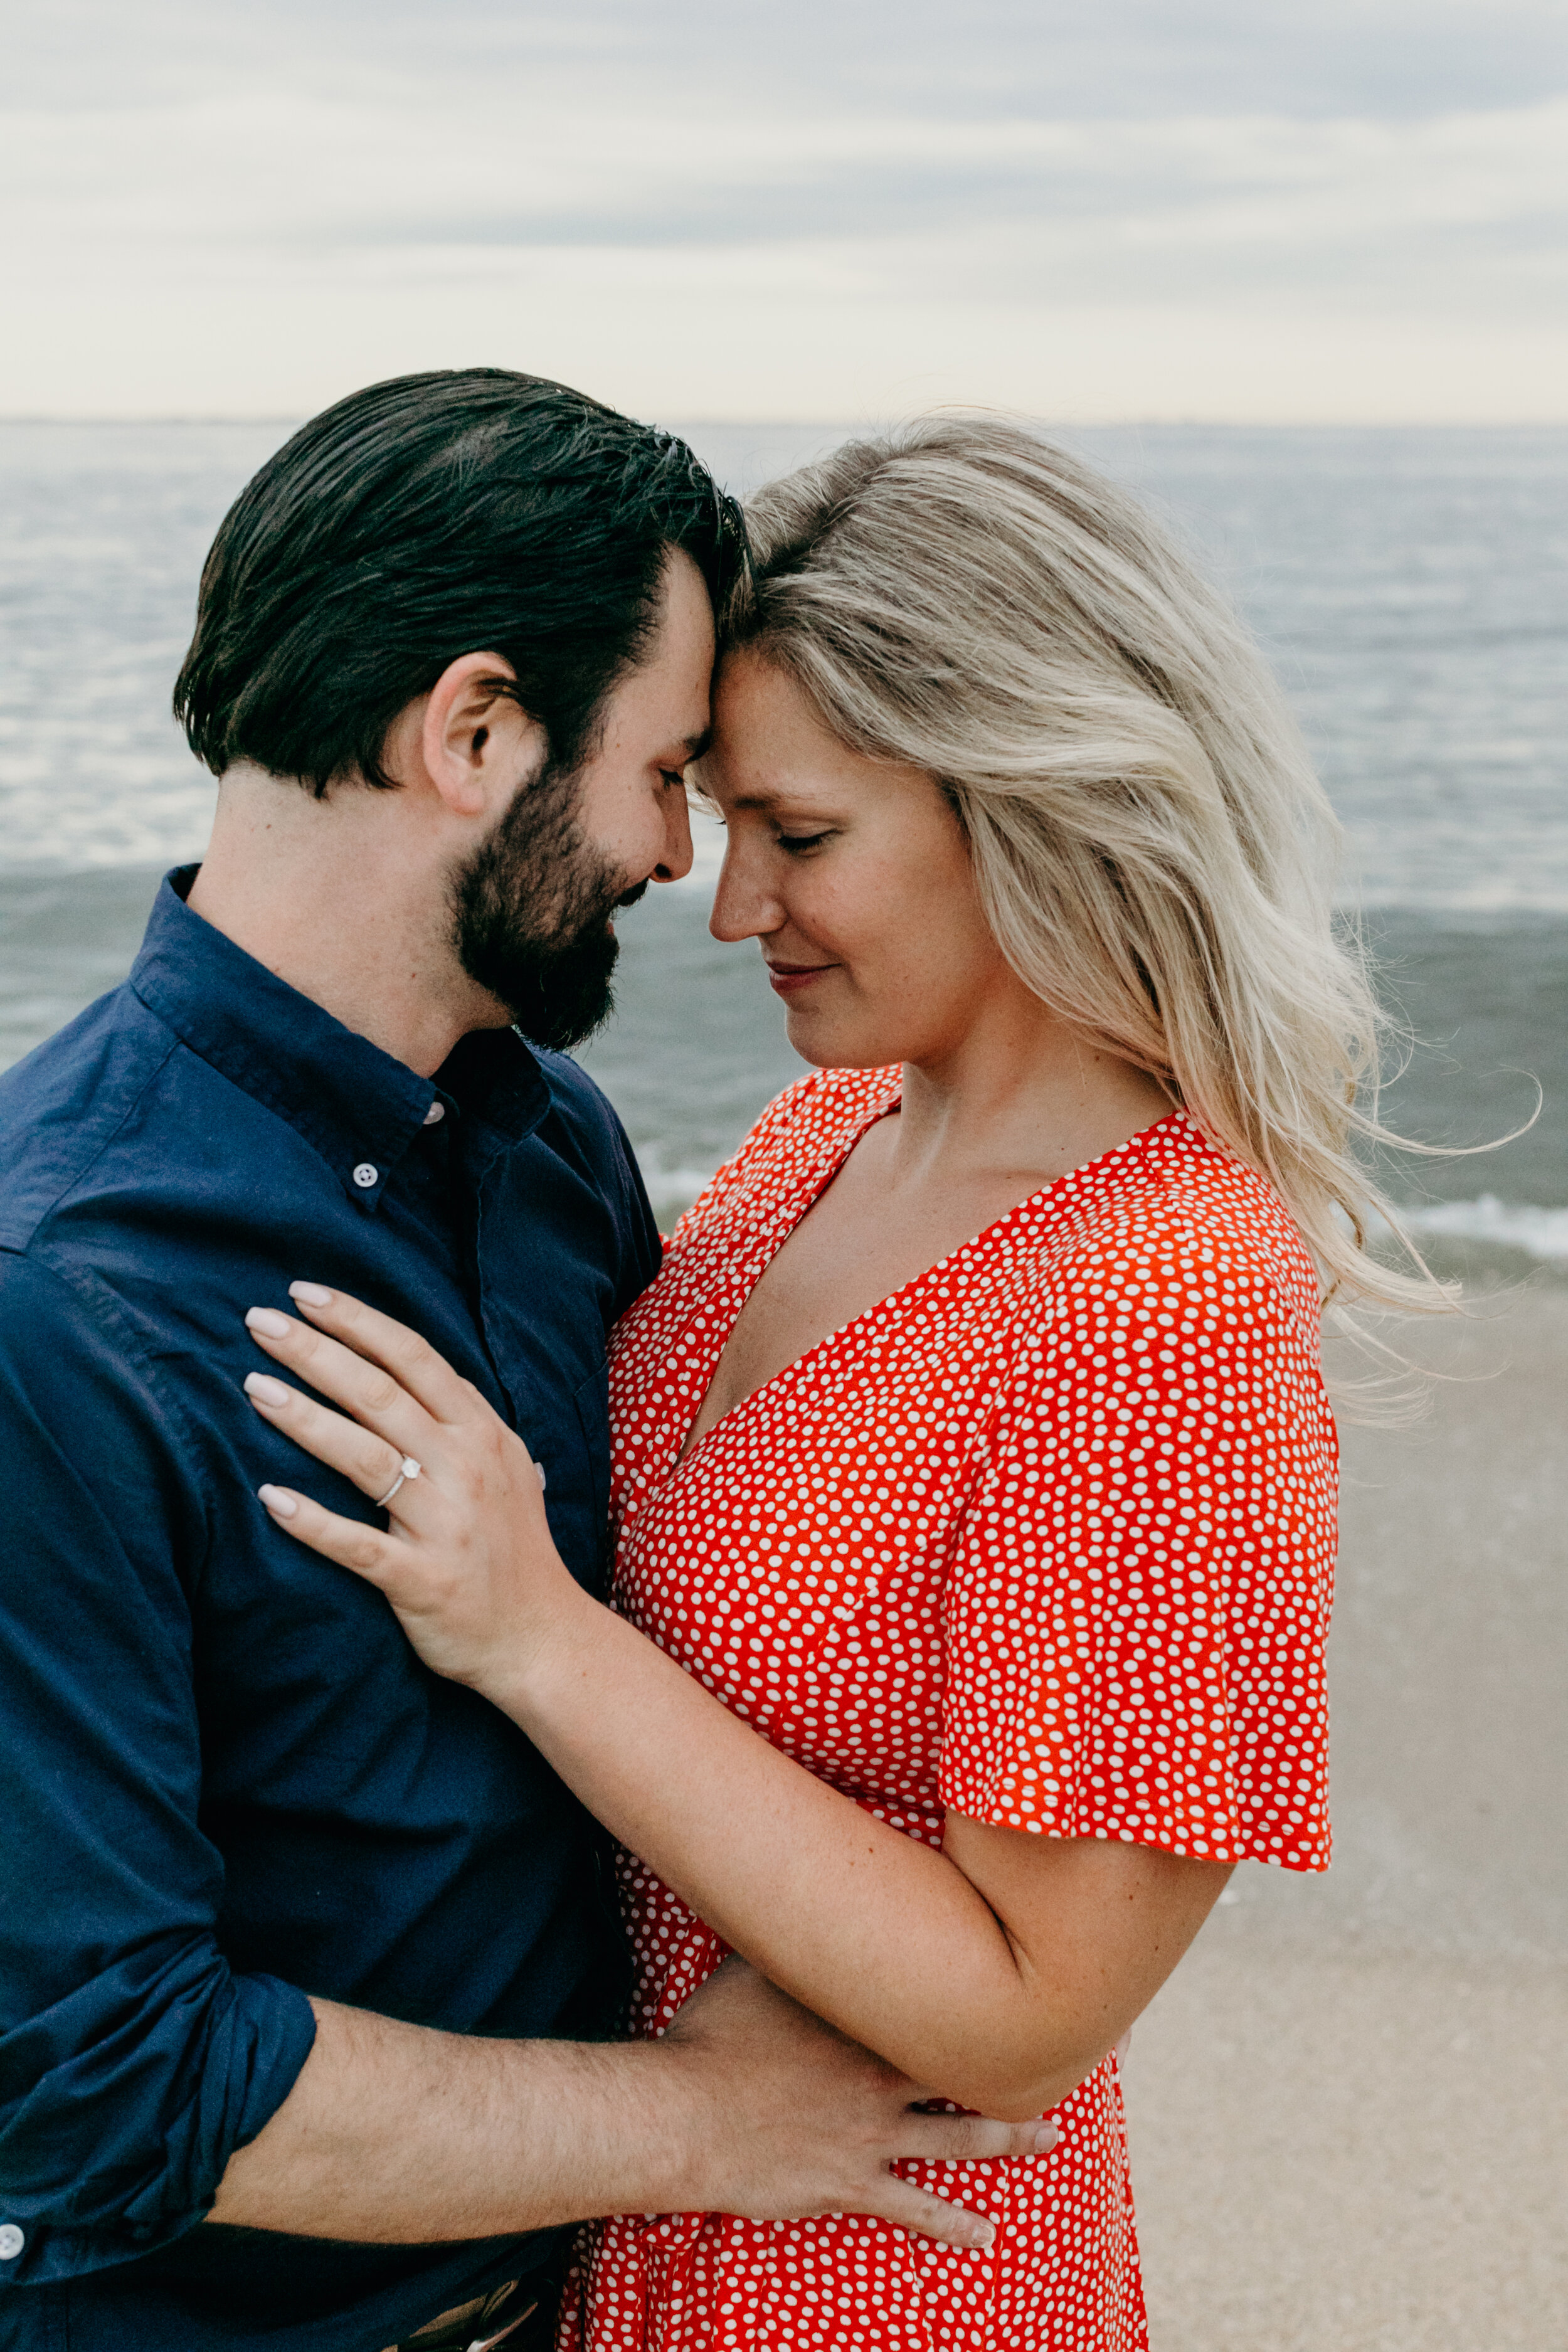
667,1089,1189,1478
669,1080,903,1473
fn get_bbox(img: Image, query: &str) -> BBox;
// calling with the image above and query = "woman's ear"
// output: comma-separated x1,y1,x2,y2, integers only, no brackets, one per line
419,652,549,820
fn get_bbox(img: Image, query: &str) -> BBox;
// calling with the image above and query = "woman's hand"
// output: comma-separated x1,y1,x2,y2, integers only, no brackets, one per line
241,1282,586,1696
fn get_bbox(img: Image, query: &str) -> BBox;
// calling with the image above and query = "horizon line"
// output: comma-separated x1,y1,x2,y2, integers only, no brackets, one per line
5,412,1568,432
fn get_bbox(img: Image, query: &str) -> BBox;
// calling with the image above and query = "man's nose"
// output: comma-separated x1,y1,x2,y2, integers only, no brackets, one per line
652,789,695,884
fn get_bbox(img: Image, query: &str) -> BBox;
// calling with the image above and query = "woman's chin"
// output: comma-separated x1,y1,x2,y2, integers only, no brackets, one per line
783,1007,904,1073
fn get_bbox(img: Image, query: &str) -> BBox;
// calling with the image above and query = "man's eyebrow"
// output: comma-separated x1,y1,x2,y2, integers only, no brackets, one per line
681,728,713,761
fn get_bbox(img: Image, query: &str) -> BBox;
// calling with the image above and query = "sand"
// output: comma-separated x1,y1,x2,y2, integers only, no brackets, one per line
1120,1285,1568,2349
1124,1942,1567,2351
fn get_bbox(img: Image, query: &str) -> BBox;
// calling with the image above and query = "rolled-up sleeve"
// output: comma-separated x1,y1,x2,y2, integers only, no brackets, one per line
0,1255,317,2286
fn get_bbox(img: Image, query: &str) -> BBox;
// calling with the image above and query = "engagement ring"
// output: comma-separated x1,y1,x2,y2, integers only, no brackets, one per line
375,1456,422,1510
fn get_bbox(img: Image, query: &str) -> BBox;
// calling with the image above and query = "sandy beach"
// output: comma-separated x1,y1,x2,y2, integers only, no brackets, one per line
1123,1287,1568,2349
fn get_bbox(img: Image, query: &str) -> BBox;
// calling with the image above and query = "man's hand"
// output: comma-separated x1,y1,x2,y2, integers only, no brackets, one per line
210,1964,1052,2250
662,1957,1055,2249
211,1963,1052,2250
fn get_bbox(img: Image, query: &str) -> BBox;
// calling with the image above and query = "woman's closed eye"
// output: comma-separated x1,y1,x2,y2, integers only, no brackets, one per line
777,829,835,854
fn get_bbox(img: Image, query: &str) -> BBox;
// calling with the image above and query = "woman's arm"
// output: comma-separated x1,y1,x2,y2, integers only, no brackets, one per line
243,1288,1230,2121
482,1591,1226,2119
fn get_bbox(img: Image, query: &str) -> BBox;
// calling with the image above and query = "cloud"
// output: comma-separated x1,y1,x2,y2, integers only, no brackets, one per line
2,0,1565,418
18,0,1563,122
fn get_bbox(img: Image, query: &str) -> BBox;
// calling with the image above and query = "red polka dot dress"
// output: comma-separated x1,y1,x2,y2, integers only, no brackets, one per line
559,1068,1337,2352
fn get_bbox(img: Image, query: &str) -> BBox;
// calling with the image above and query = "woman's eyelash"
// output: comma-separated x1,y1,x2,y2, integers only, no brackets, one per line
778,830,832,853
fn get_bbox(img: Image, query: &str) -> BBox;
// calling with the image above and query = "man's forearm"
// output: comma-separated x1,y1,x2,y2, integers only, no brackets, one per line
208,1963,1050,2254
209,1997,704,2241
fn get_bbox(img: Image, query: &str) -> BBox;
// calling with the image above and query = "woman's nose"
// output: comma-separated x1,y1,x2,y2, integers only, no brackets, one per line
708,845,781,943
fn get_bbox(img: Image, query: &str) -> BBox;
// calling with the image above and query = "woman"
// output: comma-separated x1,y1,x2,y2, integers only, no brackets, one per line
242,420,1421,2349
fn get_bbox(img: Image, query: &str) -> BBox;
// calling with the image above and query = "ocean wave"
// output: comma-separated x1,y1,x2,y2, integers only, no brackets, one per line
638,1160,721,1211
1348,887,1568,915
633,1173,1568,1266
1398,1194,1568,1263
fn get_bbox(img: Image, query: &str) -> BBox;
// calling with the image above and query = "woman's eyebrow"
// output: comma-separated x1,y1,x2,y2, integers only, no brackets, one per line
719,783,829,813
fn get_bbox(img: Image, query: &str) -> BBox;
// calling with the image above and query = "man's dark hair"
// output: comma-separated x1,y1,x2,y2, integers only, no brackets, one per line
174,368,746,793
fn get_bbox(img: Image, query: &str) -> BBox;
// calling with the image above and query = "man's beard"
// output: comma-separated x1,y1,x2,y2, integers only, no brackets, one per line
452,760,645,1052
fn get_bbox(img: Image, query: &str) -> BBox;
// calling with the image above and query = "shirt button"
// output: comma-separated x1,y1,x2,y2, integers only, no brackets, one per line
0,2225,24,2259
352,1163,379,1189
423,1101,445,1126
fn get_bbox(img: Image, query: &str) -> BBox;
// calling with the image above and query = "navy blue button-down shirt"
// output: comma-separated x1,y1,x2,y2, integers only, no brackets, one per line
0,871,660,2350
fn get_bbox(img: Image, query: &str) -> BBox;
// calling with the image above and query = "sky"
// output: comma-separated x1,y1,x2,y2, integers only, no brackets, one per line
3,0,1567,423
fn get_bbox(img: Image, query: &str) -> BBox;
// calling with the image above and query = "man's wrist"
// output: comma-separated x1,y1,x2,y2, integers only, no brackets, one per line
577,2034,719,2220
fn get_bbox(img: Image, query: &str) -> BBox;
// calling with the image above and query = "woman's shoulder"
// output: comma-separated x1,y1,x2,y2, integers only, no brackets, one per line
741,1062,899,1164
671,1065,900,1242
1015,1110,1324,1341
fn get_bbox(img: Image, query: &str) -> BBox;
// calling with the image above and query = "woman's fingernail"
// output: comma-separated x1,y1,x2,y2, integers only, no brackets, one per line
289,1282,333,1308
1033,2124,1059,2153
257,1485,298,1517
246,1307,293,1338
245,1372,294,1407
971,2221,995,2250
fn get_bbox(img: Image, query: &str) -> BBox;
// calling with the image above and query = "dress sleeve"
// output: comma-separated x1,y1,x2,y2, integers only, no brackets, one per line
938,1227,1337,1870
669,1067,899,1250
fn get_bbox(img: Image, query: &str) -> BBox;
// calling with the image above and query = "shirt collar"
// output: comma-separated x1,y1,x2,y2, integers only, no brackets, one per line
130,869,549,1208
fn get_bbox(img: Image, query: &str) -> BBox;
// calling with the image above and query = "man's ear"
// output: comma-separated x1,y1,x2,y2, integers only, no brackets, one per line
418,652,549,820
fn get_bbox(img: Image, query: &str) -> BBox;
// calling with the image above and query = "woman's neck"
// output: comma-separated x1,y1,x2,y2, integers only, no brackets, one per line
884,978,1172,1205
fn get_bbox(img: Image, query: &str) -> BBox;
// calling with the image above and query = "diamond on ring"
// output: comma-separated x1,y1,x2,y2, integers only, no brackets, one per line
375,1455,422,1510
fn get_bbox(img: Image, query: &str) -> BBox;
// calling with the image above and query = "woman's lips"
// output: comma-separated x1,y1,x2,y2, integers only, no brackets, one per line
765,961,836,997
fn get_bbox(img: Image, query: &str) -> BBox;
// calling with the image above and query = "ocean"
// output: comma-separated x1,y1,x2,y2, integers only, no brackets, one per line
1,420,1565,1276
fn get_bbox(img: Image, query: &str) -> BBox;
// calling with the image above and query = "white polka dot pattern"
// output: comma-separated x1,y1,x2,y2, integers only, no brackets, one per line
558,1069,1337,2352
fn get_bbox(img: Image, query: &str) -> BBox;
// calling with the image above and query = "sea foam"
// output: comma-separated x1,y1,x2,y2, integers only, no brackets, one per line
1400,1194,1568,1264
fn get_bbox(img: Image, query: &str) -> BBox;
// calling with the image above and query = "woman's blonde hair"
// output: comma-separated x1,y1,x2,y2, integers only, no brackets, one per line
722,413,1454,1351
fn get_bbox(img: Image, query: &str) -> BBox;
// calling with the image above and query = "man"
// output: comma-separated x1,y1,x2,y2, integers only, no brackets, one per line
0,372,1031,2351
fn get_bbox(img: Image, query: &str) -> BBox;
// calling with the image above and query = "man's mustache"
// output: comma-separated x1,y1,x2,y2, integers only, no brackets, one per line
614,879,649,912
